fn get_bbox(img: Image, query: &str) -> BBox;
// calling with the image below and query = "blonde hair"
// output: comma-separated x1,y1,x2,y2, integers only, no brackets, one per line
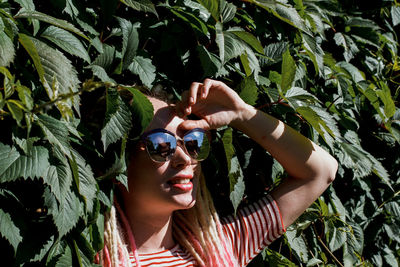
100,174,236,267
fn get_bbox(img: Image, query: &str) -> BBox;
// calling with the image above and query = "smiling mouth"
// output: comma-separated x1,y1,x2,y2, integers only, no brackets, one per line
168,178,191,185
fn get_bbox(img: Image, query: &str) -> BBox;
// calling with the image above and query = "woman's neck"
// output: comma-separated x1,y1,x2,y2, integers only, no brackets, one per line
127,210,176,254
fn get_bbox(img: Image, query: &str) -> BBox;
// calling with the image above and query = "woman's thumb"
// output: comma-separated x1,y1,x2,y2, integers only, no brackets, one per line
179,119,210,131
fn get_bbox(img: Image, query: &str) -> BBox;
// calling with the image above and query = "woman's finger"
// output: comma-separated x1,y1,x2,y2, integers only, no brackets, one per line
189,82,202,106
179,119,211,131
201,79,213,99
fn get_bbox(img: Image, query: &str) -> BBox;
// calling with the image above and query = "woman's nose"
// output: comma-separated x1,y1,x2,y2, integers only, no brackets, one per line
171,143,192,167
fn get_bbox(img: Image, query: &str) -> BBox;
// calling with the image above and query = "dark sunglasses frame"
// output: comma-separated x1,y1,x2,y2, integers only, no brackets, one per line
139,128,210,162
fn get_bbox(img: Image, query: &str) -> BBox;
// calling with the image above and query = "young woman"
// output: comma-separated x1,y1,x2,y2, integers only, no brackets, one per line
100,79,338,266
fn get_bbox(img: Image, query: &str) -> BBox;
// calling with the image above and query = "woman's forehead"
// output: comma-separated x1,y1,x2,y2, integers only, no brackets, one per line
146,97,185,132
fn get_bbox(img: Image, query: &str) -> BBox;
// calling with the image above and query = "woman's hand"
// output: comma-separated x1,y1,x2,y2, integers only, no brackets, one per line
176,79,256,131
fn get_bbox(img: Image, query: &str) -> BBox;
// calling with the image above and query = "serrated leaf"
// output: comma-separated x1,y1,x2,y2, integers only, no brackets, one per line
92,44,116,70
222,128,245,212
0,145,50,182
238,74,258,105
16,84,33,111
195,0,219,21
71,149,97,212
0,209,22,252
281,49,296,94
6,100,23,125
247,0,311,34
0,31,15,67
41,26,90,63
101,88,133,151
286,229,308,262
19,35,80,118
231,31,264,54
128,56,156,88
220,0,236,23
296,105,339,148
216,28,248,64
391,6,400,26
88,65,116,84
170,8,209,36
117,17,139,70
54,243,73,267
35,114,71,157
302,33,324,75
15,10,88,40
126,87,154,135
52,190,80,237
334,33,359,62
262,41,288,66
121,0,158,16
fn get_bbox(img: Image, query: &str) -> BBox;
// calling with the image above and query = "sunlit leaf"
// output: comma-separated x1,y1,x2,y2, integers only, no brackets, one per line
125,87,154,135
41,26,90,63
121,0,158,16
0,209,22,252
117,17,139,70
15,10,88,40
101,88,132,151
0,31,15,67
128,56,156,88
195,0,219,21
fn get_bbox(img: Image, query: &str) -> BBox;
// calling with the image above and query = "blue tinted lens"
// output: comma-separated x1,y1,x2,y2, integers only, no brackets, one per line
145,132,177,162
183,129,210,161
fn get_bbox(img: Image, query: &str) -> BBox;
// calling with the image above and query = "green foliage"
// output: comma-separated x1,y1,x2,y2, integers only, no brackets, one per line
0,0,399,266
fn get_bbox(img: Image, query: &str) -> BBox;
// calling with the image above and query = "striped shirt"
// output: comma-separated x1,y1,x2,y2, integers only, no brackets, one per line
132,194,285,266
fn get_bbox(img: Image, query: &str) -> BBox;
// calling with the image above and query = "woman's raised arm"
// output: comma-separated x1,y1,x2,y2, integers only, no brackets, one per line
178,79,338,228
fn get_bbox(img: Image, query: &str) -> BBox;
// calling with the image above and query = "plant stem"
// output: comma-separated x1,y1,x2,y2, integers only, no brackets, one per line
312,223,344,267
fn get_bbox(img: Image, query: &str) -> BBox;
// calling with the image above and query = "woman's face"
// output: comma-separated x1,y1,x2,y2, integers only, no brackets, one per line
123,97,201,215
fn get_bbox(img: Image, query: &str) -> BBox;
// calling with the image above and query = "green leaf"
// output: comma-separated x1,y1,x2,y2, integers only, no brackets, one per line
117,17,139,70
92,44,116,71
15,10,88,40
231,31,264,54
195,0,219,21
169,8,209,36
262,41,288,66
71,149,97,213
51,190,81,237
247,0,311,34
128,56,156,88
302,33,324,75
280,49,296,94
41,26,90,63
220,0,236,23
0,145,50,182
0,209,22,252
121,0,158,16
88,65,116,84
296,105,339,149
216,28,248,64
334,33,359,62
262,248,297,266
35,114,71,157
16,84,33,110
286,229,308,262
238,74,258,106
222,128,245,213
391,5,400,26
101,88,133,151
0,31,15,67
6,100,23,125
19,35,81,118
126,87,154,135
54,243,73,267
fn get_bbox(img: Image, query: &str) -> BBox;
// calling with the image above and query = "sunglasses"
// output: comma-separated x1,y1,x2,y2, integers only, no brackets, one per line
140,128,210,162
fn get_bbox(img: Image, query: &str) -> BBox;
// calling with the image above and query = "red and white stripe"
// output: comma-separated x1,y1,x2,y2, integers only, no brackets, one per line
130,194,285,267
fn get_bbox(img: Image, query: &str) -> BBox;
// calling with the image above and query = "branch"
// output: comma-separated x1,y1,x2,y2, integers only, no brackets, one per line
312,223,344,267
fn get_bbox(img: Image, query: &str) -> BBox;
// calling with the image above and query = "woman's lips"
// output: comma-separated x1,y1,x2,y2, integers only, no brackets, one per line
167,175,193,191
